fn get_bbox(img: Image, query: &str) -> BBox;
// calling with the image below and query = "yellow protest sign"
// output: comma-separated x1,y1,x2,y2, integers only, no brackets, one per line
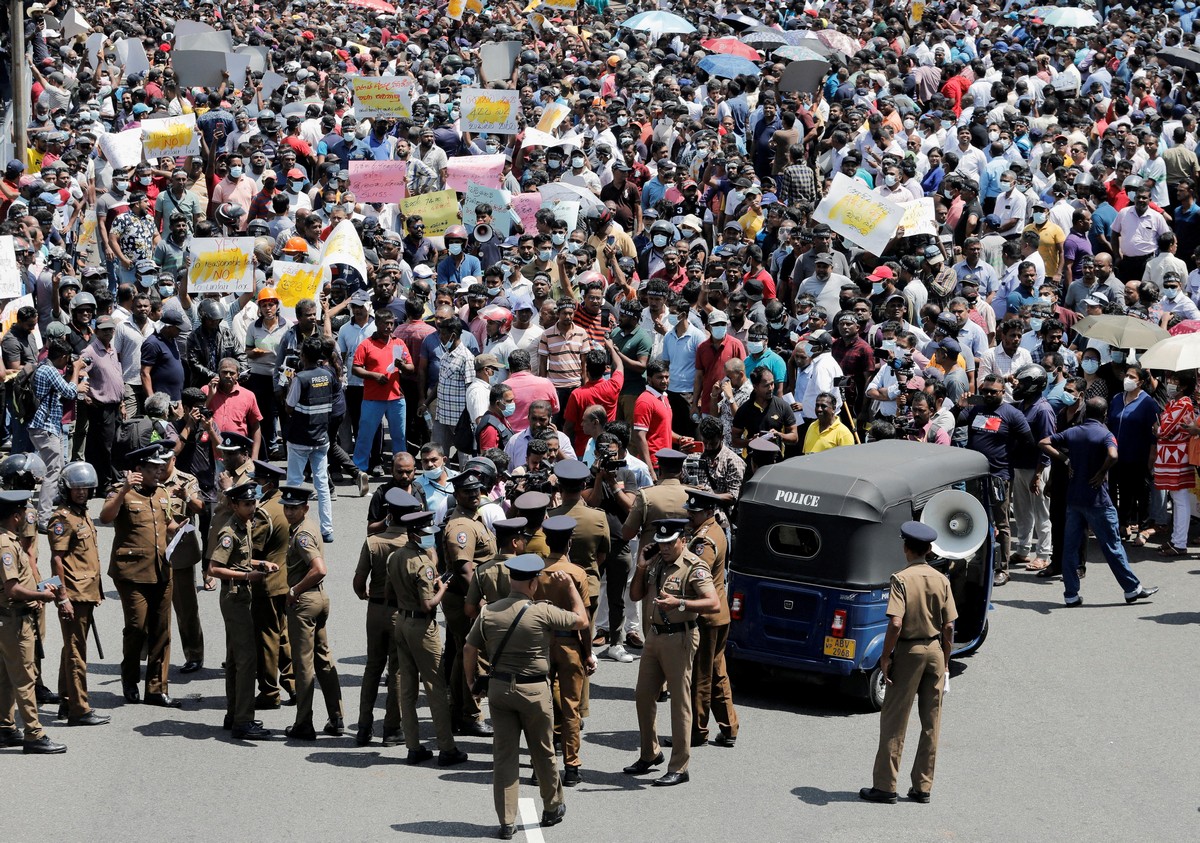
400,190,460,238
540,0,577,10
188,237,256,294
537,101,570,133
273,260,323,309
461,88,521,134
350,77,414,120
467,0,483,11
449,0,467,18
813,173,904,256
140,114,200,159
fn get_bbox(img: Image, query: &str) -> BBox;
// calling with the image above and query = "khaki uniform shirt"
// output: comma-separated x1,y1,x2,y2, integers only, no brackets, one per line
161,467,202,570
548,497,610,599
0,530,37,611
886,560,959,639
443,505,497,595
387,542,440,613
252,490,290,596
466,554,512,611
285,517,323,589
688,517,729,626
47,505,103,603
107,484,172,583
533,553,589,611
623,478,689,546
210,459,254,538
642,548,717,627
356,525,407,601
208,518,254,575
465,595,579,676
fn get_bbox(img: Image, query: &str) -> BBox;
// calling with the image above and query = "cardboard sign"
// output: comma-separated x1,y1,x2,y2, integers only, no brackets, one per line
545,199,579,232
462,181,513,236
174,20,215,39
0,236,20,299
350,160,407,203
480,41,522,82
897,197,936,238
351,77,414,119
175,30,234,52
320,220,370,286
98,129,144,170
511,192,542,235
460,88,521,135
115,38,150,77
537,102,571,134
86,32,105,69
140,114,199,159
541,0,578,10
446,154,506,194
188,237,255,294
399,190,460,238
233,44,269,75
173,49,225,89
1,295,37,338
813,173,905,256
448,0,467,19
61,9,91,40
273,261,324,310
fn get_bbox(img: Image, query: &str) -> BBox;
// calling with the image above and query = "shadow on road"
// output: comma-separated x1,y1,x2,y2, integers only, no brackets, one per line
304,750,407,767
574,768,648,792
1139,611,1200,625
792,786,863,805
587,682,635,702
582,729,639,751
132,719,219,741
390,821,495,838
990,598,1059,615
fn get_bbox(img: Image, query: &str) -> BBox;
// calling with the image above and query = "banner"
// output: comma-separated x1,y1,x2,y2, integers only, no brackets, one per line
460,88,521,135
511,192,542,235
480,41,522,83
350,77,414,120
272,261,324,311
187,237,255,294
462,182,513,237
897,197,936,238
446,153,505,193
399,190,460,238
349,160,407,203
813,173,905,256
319,220,370,286
448,0,467,19
541,0,578,10
98,129,143,170
537,102,571,134
1,295,36,339
140,114,199,160
0,236,20,299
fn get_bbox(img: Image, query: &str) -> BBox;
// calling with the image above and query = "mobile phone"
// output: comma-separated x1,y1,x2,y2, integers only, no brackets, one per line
967,395,989,406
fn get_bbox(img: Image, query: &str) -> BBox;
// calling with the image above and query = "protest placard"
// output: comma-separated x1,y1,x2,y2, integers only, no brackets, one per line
320,220,370,285
480,41,522,82
537,102,571,133
86,32,105,69
115,38,150,77
350,160,407,203
174,19,215,39
172,49,225,89
98,129,144,170
448,0,467,19
273,261,324,314
813,173,905,256
350,77,414,119
463,182,513,237
0,236,20,299
541,0,578,10
399,190,460,238
446,154,506,194
188,237,256,294
0,295,36,339
511,192,542,235
61,9,90,40
546,199,580,233
141,114,199,159
77,210,99,263
460,88,521,135
897,197,936,238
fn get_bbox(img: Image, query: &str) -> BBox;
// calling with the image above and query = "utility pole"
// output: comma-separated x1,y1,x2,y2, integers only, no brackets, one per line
9,0,27,163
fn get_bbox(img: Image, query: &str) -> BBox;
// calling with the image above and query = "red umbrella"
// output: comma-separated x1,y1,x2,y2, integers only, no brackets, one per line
1169,319,1200,336
701,37,761,61
349,0,397,12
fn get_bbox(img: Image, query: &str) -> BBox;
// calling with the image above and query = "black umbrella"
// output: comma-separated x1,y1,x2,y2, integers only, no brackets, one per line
721,13,762,30
1158,46,1200,74
742,28,789,51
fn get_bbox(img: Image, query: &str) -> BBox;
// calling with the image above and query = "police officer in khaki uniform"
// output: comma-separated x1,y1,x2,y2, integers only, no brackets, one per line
353,487,420,747
623,518,720,786
465,517,527,619
207,482,277,740
860,521,958,805
160,447,205,674
682,488,738,747
99,444,182,708
208,432,255,546
280,485,345,740
513,491,552,557
47,462,109,726
535,515,592,787
464,553,589,840
386,510,468,766
0,489,67,753
250,460,293,708
441,472,497,737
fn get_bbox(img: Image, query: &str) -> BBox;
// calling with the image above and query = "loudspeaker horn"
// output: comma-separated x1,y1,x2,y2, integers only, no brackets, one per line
919,490,988,560
474,223,493,243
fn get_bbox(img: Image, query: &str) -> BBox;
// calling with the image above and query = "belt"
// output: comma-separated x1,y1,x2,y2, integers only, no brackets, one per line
899,635,941,642
490,672,548,684
651,621,697,635
552,631,578,638
0,605,35,618
400,609,434,620
368,597,399,608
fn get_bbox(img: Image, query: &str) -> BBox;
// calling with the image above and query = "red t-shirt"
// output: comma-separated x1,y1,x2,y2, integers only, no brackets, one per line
695,336,747,411
202,385,263,437
477,413,511,451
633,387,673,467
742,268,777,300
564,370,624,455
352,335,411,402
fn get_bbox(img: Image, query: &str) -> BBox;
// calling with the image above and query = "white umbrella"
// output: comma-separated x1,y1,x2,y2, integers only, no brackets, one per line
1074,315,1170,349
1136,334,1200,372
619,10,697,35
1039,7,1100,27
538,181,604,211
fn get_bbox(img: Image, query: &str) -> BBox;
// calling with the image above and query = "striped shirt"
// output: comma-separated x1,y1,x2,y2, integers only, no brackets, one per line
30,361,78,433
434,342,476,426
537,324,591,389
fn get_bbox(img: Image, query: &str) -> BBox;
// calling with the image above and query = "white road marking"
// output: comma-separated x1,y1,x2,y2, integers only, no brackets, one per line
517,797,546,843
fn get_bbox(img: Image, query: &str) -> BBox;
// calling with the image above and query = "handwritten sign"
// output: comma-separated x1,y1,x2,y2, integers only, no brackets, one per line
350,160,407,203
273,261,324,310
77,210,99,263
897,197,936,238
98,129,144,170
351,77,414,120
813,173,905,256
0,295,36,342
446,154,506,194
545,199,579,233
511,192,542,236
188,237,255,294
460,88,521,135
463,182,513,237
541,0,578,10
537,102,571,134
399,190,460,238
0,236,20,299
140,114,199,159
448,0,467,19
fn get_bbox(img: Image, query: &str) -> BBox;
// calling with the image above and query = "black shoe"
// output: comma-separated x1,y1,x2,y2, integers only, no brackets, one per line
144,692,182,708
406,747,434,765
713,732,737,748
539,804,566,827
232,721,272,740
254,694,282,710
623,752,665,775
992,570,1010,587
67,711,111,727
497,825,515,840
438,749,469,767
858,787,898,804
123,684,141,704
907,788,931,804
1126,586,1160,604
22,735,67,754
562,765,581,787
0,727,24,746
57,705,67,720
1035,565,1061,579
35,685,60,705
355,728,372,747
657,689,670,702
323,534,334,544
653,771,690,787
382,731,404,748
222,715,233,731
1078,564,1087,579
661,735,707,748
457,719,493,737
323,718,345,737
285,724,318,741
180,661,202,674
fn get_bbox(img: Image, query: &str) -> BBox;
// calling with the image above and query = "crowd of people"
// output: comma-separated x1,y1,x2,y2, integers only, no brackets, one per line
1,0,1196,833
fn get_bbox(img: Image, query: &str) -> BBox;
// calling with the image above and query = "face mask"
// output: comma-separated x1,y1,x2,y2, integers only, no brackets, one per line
617,115,629,126
1061,391,1078,406
903,118,915,131
747,340,764,355
941,120,952,130
885,174,897,187
1001,181,1013,192
501,264,512,278
448,243,464,256
652,234,668,248
1001,139,1011,150
229,167,243,179
571,156,585,168
290,181,303,193
486,142,499,153
1111,350,1126,365
138,176,153,186
418,533,436,549
1029,318,1043,332
486,286,501,298
1126,190,1137,203
1166,383,1179,398
423,467,442,480
1165,288,1180,300
1123,377,1139,392
988,131,1000,143
710,325,727,340
503,401,517,417
547,158,561,170
324,203,334,213
769,320,784,330
114,180,129,192
158,285,174,297
802,342,814,355
538,249,553,262
872,282,885,296
566,241,580,253
667,314,679,328
1032,212,1047,225
1081,358,1100,374
551,233,566,246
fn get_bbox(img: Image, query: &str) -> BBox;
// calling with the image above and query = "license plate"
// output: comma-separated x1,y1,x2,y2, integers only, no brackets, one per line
823,636,856,659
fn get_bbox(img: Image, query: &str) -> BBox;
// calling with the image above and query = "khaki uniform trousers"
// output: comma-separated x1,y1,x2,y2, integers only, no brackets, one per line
0,612,44,738
634,625,698,774
171,564,204,664
691,622,739,740
548,635,586,767
393,615,456,752
489,678,564,826
220,584,257,726
872,639,946,794
359,601,401,734
441,594,481,724
58,601,97,719
115,578,173,695
254,590,294,703
287,588,343,728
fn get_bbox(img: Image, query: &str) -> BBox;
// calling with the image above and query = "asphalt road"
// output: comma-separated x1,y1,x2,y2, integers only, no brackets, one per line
8,485,1198,842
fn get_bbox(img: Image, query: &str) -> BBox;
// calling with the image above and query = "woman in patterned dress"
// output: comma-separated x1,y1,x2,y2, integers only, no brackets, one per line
1153,371,1197,557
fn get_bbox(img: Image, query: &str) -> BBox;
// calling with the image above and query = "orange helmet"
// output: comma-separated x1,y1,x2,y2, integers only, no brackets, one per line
257,286,280,303
282,236,308,253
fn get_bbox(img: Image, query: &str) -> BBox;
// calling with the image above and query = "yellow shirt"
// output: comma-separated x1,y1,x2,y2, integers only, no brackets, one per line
1023,221,1066,280
803,418,854,454
738,209,764,240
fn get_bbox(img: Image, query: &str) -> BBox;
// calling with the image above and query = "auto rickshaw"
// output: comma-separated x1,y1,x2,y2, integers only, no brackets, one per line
727,440,993,710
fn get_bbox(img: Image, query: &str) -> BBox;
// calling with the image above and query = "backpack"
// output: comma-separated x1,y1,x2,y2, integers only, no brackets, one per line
111,417,157,474
11,363,39,425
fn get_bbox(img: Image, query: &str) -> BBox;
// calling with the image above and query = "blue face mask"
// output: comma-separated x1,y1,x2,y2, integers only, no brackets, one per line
502,402,516,417
747,340,764,355
423,466,442,480
448,243,463,256
158,285,174,297
1081,359,1100,374
1060,391,1078,406
418,533,436,549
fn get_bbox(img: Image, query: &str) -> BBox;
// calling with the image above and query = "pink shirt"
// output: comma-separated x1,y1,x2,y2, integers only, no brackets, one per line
202,384,262,436
211,176,256,231
84,338,126,405
503,370,559,432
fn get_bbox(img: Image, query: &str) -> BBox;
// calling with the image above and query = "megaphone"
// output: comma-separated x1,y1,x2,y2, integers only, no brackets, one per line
474,223,493,243
919,490,988,560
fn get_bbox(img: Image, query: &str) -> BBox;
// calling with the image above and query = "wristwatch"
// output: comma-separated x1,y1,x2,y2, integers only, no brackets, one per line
679,598,686,612
288,587,296,598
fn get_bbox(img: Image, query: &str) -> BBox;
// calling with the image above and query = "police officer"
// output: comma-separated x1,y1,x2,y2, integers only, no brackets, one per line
352,487,419,746
250,460,293,708
463,553,589,840
206,481,277,740
47,462,109,726
0,489,66,753
280,484,345,739
623,518,720,786
209,432,255,545
682,488,738,747
465,517,528,619
386,510,468,766
859,521,958,805
160,446,205,674
512,491,552,557
548,461,609,615
441,472,497,737
99,444,181,707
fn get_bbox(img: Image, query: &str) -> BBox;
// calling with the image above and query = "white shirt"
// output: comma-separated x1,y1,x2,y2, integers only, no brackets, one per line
978,344,1034,402
503,428,577,467
799,352,844,421
993,188,1027,230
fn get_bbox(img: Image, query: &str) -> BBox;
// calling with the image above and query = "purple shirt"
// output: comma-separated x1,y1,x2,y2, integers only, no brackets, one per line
1063,231,1093,281
84,337,126,405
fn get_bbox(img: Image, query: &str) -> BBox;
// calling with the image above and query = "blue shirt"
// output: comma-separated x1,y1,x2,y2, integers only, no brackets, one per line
30,361,77,433
418,330,480,390
744,348,787,384
141,331,186,401
1089,202,1117,254
416,469,459,527
1049,418,1118,508
436,254,482,287
1107,390,1160,464
979,157,1011,200
661,323,705,394
336,319,375,387
960,401,1034,482
641,176,668,211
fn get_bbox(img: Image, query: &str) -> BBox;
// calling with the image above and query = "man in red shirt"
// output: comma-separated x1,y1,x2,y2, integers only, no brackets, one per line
350,310,414,475
564,341,624,454
692,310,746,419
203,357,263,458
650,247,688,292
632,360,692,481
503,349,559,433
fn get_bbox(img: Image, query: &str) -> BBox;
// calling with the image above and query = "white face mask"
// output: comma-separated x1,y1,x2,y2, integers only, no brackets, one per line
1032,212,1047,225
652,234,668,248
1123,377,1139,392
1165,287,1180,300
903,118,915,131
710,325,727,340
988,131,1000,143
